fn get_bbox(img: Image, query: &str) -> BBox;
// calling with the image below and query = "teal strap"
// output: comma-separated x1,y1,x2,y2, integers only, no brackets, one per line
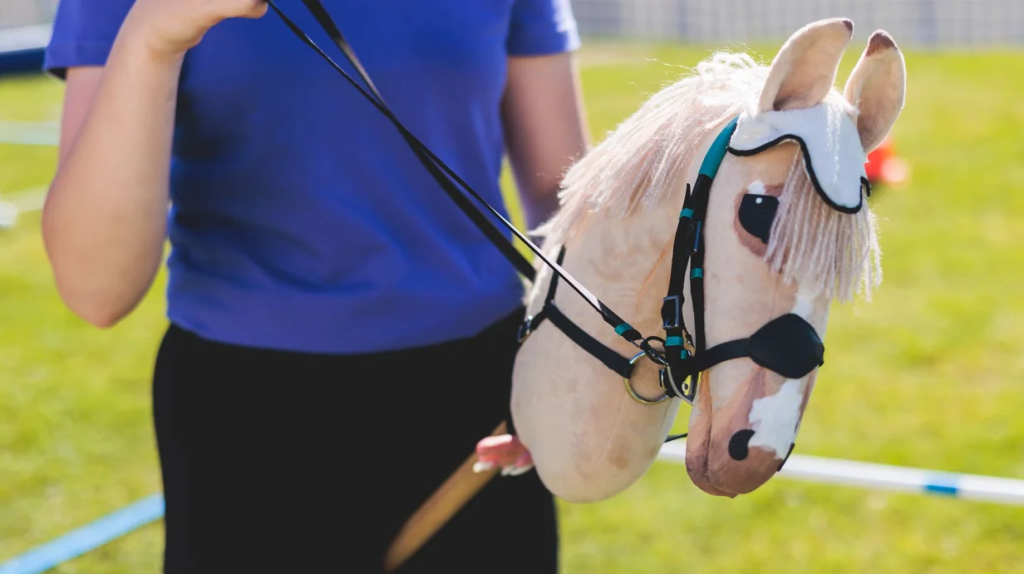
698,116,740,178
691,268,703,279
680,208,694,219
666,336,684,347
614,323,633,336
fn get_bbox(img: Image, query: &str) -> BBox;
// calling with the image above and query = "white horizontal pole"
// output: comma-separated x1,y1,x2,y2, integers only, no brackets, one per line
4,186,47,212
658,441,1024,506
0,122,59,146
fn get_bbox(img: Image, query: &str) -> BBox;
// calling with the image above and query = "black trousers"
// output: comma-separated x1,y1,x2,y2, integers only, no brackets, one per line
152,308,557,573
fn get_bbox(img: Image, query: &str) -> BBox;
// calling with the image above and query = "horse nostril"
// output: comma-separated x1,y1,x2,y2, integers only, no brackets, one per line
728,429,756,461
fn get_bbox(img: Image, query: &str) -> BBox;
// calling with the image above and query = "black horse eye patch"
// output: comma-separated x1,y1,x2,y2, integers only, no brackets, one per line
738,193,779,245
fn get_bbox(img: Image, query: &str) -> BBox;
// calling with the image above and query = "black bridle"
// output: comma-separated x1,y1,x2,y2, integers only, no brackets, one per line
517,117,828,407
266,0,828,419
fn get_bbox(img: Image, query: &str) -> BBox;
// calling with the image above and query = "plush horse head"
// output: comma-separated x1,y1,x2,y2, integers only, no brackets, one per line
510,19,906,501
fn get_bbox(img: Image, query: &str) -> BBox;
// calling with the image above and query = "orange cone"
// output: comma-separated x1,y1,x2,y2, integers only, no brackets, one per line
865,135,909,188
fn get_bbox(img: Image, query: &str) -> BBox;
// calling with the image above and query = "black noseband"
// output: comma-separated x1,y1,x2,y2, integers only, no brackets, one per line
747,313,825,379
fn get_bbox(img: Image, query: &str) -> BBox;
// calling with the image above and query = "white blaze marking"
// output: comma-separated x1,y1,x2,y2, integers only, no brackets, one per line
744,277,820,458
747,379,803,458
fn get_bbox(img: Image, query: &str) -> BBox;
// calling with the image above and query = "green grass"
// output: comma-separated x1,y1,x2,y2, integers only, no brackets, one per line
2,40,1024,573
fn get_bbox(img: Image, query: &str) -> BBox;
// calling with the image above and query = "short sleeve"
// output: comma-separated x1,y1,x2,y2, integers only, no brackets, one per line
43,0,137,79
507,0,581,56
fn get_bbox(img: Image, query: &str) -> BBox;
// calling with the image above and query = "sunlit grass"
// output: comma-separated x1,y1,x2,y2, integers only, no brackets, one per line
2,40,1023,573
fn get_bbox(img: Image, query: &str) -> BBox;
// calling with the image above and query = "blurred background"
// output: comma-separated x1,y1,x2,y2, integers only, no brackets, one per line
1,1,1022,572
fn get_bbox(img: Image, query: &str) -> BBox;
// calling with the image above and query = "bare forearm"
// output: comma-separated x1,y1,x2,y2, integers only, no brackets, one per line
43,28,182,327
515,176,564,231
502,53,590,231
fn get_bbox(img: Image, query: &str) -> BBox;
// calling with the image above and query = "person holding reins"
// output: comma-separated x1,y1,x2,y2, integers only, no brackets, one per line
41,0,588,571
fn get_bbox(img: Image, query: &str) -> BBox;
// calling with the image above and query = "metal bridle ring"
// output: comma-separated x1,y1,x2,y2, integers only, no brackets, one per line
639,337,670,366
660,363,697,406
623,352,671,405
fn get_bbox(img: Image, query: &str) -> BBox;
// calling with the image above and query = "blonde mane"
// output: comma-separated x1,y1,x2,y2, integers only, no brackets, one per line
534,51,880,302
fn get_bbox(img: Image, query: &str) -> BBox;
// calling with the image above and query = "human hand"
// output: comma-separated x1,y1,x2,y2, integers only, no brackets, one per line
121,0,269,61
473,433,534,477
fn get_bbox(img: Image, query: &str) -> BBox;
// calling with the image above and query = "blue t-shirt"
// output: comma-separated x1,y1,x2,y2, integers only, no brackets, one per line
44,0,580,354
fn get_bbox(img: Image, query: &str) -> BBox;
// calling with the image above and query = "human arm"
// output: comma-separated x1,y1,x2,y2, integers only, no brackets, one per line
42,0,267,328
501,52,590,232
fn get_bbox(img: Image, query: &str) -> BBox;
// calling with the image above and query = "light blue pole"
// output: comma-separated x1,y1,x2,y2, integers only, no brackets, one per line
0,494,164,574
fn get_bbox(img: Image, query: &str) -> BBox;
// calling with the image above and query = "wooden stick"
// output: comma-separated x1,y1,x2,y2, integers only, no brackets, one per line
383,421,508,573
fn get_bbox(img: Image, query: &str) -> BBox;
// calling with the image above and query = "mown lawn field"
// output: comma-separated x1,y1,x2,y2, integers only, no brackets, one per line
1,38,1023,573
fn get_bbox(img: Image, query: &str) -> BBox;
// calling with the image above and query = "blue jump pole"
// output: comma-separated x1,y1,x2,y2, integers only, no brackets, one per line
0,494,164,574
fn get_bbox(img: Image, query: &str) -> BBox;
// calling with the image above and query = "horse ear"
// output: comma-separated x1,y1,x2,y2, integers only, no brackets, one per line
758,18,854,112
843,30,907,153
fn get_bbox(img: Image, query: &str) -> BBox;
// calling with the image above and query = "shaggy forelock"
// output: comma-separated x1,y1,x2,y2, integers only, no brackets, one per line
532,51,881,302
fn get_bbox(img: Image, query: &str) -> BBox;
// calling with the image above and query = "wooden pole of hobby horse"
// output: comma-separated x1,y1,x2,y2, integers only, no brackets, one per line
383,421,508,573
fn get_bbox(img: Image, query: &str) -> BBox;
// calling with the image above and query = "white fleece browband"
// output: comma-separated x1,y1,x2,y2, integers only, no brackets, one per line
727,100,868,213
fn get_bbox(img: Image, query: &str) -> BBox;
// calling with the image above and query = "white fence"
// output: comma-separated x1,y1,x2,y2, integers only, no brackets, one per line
2,0,1023,46
572,0,1024,47
0,0,55,31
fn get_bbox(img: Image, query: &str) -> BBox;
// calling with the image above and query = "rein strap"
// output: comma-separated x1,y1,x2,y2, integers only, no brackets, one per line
265,0,648,348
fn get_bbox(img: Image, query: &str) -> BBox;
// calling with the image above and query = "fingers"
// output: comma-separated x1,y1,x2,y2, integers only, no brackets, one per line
243,0,269,19
473,434,534,477
501,464,532,477
238,0,268,18
210,0,267,20
476,434,517,455
500,449,534,477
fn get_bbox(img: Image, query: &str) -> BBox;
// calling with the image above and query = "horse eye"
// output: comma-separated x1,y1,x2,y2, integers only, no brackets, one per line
738,194,779,244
